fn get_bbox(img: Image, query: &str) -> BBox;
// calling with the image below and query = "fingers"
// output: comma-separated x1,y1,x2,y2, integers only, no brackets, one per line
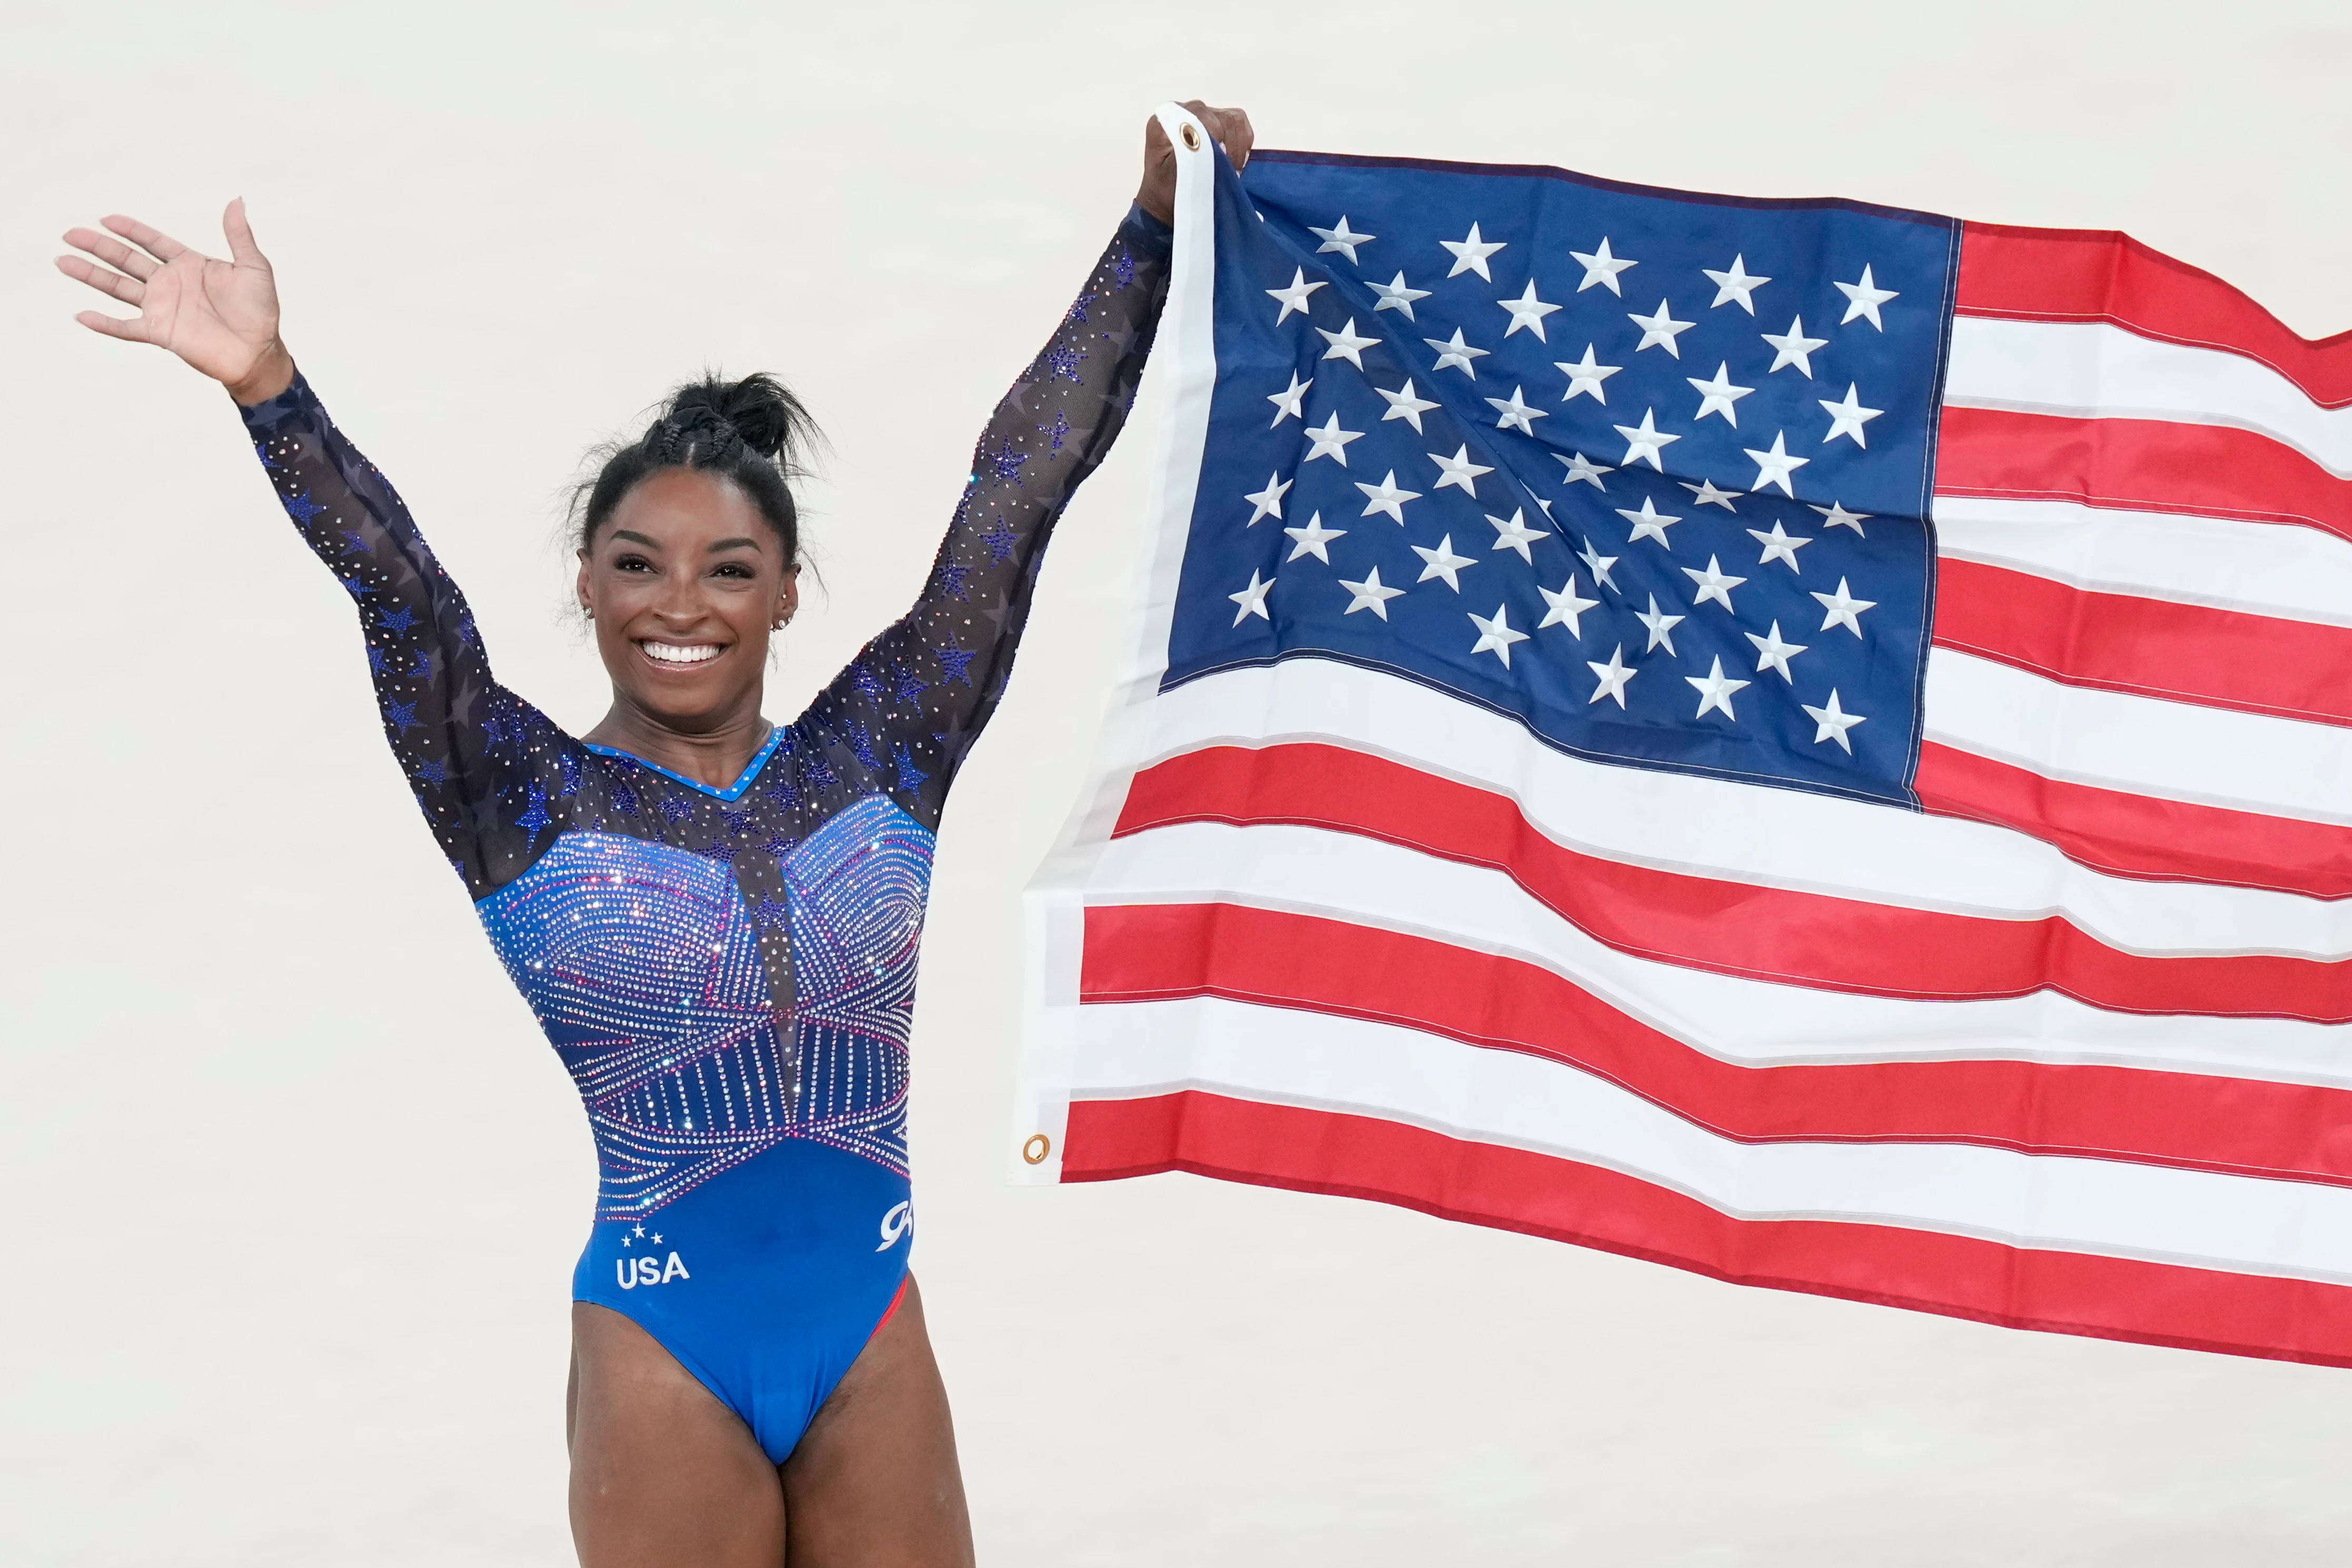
1175,101,1254,171
222,196,265,265
73,309,153,344
100,213,188,266
53,252,146,306
61,225,158,281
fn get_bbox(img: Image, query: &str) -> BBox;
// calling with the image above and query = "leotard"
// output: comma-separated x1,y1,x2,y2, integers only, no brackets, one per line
235,205,1171,1463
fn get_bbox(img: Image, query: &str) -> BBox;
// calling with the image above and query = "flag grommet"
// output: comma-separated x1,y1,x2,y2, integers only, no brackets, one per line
1022,1133,1052,1165
1179,124,1200,151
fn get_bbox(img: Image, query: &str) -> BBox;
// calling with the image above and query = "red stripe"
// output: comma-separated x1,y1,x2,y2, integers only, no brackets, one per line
1116,744,2352,1020
1064,1091,2352,1368
1932,557,2352,728
1933,408,2352,541
1914,740,2352,902
1082,902,2352,1186
1955,222,2352,410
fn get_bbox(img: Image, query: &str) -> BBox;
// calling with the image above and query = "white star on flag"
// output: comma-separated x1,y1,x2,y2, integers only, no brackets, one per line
1539,574,1600,635
1302,412,1363,465
1485,386,1545,434
1317,318,1378,369
1423,328,1489,378
1835,264,1899,330
1744,431,1810,496
1468,603,1530,667
1627,298,1696,357
1497,281,1562,340
1376,379,1440,432
1586,644,1637,706
1555,344,1622,404
1614,409,1681,471
1812,577,1876,637
1412,534,1477,591
1486,508,1548,562
1429,444,1494,497
1577,537,1620,591
1338,565,1405,618
1369,272,1430,321
1745,620,1807,681
1819,383,1884,447
1686,362,1754,426
1687,656,1751,719
1682,554,1747,612
1636,593,1684,654
1570,236,1637,295
1244,472,1291,524
1283,511,1346,562
1441,222,1505,280
1617,495,1681,548
1703,254,1770,313
1763,315,1827,376
1228,569,1274,626
1802,687,1869,751
1559,451,1613,489
1266,371,1311,426
1309,215,1373,263
1679,478,1742,511
1355,470,1421,522
1810,500,1870,534
1266,267,1326,324
1746,521,1812,571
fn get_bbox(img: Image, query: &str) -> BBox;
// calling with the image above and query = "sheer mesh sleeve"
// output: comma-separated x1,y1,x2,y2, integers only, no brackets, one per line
786,203,1174,830
240,376,570,896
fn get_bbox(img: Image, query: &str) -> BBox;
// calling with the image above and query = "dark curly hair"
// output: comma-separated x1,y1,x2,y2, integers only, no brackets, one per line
574,372,823,561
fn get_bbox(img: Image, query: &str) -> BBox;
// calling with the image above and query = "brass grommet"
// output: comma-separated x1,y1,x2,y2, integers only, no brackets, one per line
1022,1133,1052,1165
1179,123,1200,151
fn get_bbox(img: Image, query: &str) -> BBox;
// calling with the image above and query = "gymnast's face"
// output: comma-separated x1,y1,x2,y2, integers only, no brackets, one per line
576,468,799,728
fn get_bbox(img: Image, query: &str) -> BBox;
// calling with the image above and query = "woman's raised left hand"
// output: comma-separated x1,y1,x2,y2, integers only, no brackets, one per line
56,200,295,405
1138,101,1255,226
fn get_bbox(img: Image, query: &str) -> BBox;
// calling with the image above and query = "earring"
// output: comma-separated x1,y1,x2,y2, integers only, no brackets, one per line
583,606,595,621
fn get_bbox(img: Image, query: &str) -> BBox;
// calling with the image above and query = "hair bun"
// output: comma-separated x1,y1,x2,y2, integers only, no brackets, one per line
649,373,813,468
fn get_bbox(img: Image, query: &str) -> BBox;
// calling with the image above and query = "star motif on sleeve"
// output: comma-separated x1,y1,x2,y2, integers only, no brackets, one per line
1819,383,1883,447
1635,593,1685,653
1745,621,1807,682
367,644,389,676
1369,273,1430,321
1340,565,1405,618
1244,472,1293,524
1411,535,1477,591
1496,281,1561,341
1763,315,1827,376
516,782,552,841
1468,604,1529,667
1613,409,1681,471
1682,554,1747,612
1309,216,1374,263
1570,237,1637,295
754,895,791,931
1267,372,1312,426
1703,255,1770,313
283,490,329,525
384,698,422,736
1743,432,1811,496
1747,521,1813,571
1810,500,1870,534
1834,265,1899,330
1486,508,1548,562
416,757,451,785
1627,299,1696,357
1687,657,1750,720
1266,267,1327,324
935,561,975,600
1302,413,1363,465
1686,363,1754,426
1441,222,1505,279
1429,445,1494,497
1376,379,1440,432
1617,496,1681,548
1538,574,1600,636
1559,452,1614,490
408,649,433,680
377,606,418,634
1587,644,1637,706
340,576,369,599
1423,329,1489,378
981,521,1019,562
1355,471,1421,522
1317,318,1378,369
1678,479,1743,511
1555,345,1622,404
1802,688,1869,751
892,743,930,792
1811,577,1877,637
936,643,980,686
1283,511,1346,562
1577,537,1620,591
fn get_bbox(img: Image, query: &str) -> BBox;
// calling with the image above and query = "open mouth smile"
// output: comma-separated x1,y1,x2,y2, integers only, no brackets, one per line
639,640,725,668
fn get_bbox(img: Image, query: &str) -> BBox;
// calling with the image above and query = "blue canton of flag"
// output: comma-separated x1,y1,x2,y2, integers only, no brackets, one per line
1164,151,1959,806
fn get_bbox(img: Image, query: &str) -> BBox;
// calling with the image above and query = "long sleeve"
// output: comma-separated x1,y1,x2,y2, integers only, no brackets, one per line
785,203,1175,830
241,377,569,896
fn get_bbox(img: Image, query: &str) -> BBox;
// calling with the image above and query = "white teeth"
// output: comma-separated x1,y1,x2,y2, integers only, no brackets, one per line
643,641,723,666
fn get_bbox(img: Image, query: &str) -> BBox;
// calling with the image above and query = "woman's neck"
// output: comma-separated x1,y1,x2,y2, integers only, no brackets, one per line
582,698,773,791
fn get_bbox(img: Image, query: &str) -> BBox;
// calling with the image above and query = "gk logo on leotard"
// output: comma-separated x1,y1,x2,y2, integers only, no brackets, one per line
876,1200,912,1252
616,1252,690,1289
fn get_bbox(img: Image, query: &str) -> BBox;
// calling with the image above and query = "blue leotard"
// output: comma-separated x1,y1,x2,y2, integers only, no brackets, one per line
236,205,1171,1463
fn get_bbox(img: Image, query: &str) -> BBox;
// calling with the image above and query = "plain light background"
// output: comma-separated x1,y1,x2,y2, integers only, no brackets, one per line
6,3,2350,1563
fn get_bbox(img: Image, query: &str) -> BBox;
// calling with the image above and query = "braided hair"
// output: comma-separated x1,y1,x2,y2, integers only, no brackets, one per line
574,373,822,560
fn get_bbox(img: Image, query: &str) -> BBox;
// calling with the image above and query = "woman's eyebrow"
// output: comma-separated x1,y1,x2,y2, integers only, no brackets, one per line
609,529,662,548
707,536,763,552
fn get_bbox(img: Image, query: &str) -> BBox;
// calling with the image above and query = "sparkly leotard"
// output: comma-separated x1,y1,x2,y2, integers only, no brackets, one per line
236,205,1170,1462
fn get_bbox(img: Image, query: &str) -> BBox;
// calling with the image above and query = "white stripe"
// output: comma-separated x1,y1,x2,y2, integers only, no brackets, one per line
1084,820,2352,1086
1925,647,2352,827
1932,494,2352,632
1125,661,2352,957
1069,995,2352,1281
1946,316,2352,477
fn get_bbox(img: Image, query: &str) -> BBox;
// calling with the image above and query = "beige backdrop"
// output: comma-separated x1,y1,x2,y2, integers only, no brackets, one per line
7,3,2351,1563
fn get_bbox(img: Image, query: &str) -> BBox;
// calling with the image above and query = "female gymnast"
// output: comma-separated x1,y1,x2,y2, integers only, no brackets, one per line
58,100,1252,1567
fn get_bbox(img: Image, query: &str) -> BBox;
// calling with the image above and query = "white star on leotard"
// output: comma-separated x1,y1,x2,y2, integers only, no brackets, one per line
1485,386,1546,434
1318,317,1378,369
1802,688,1869,752
1468,603,1530,667
1686,656,1751,720
1309,215,1373,264
1424,328,1489,378
1376,379,1440,433
1244,472,1291,524
1497,280,1562,341
1339,564,1405,619
1819,383,1883,448
1703,254,1770,313
1266,267,1326,325
1744,431,1810,497
1559,451,1613,490
1539,574,1600,635
1811,500,1871,534
1812,577,1876,637
1283,511,1346,562
1587,644,1638,707
1617,495,1681,548
1627,298,1696,358
1614,408,1681,471
1570,236,1637,295
1441,222,1505,280
1430,444,1494,498
1355,470,1421,523
1763,315,1828,376
1369,272,1430,321
1413,534,1478,591
1682,554,1747,611
1266,371,1311,426
1486,507,1548,562
1577,536,1620,592
1635,593,1685,654
1555,344,1622,405
1228,569,1274,626
1679,479,1742,511
1302,412,1363,465
1686,362,1754,426
1835,264,1899,330
1745,620,1807,682
1746,521,1812,571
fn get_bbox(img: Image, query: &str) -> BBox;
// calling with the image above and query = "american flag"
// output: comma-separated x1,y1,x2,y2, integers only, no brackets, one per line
1017,111,2352,1364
